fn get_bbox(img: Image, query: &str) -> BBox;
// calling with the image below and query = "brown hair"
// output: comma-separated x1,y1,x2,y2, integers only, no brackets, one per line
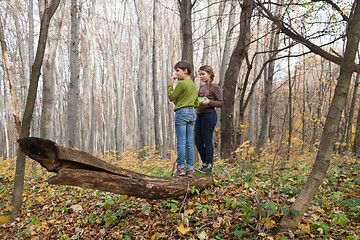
174,61,192,76
199,65,215,97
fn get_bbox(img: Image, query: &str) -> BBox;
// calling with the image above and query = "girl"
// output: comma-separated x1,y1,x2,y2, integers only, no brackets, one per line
167,61,199,176
195,65,223,173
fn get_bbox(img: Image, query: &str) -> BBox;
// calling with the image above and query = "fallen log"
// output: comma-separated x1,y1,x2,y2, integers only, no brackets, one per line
17,137,213,199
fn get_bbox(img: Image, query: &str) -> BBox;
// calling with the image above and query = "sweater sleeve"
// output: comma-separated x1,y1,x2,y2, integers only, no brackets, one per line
209,85,223,107
167,82,184,101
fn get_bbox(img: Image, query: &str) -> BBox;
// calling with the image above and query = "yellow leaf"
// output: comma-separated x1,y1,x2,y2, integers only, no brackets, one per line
37,196,45,202
185,209,194,215
177,223,190,235
0,215,10,225
248,147,255,154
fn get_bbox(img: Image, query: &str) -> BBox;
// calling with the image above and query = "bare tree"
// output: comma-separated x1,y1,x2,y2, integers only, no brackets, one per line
134,0,150,158
178,0,194,72
68,0,80,148
219,1,236,88
12,0,61,214
280,0,360,230
41,2,65,140
152,0,161,154
220,0,254,158
0,18,21,138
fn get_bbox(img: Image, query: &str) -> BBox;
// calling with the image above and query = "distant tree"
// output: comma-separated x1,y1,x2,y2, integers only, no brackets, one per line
152,0,161,154
68,0,80,148
0,18,21,138
134,0,150,158
41,2,65,140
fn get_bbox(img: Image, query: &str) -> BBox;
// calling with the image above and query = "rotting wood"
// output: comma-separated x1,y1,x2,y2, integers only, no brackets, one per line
17,137,213,199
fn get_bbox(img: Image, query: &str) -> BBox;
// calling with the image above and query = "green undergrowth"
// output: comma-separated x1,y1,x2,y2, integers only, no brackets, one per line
0,146,359,239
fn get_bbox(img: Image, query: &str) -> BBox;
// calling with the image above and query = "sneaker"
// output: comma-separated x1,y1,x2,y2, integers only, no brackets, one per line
186,170,194,177
196,165,212,173
175,169,186,176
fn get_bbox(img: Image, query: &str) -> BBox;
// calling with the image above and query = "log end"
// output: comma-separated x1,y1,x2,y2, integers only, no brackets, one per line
18,137,60,172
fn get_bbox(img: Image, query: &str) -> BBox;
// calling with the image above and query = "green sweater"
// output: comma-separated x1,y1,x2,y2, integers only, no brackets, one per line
167,78,199,111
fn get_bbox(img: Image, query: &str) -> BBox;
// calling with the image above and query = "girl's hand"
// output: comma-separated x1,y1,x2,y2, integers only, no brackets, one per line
200,97,210,106
170,75,177,84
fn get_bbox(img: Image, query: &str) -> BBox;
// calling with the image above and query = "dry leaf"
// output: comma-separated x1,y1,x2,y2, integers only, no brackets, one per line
177,223,190,235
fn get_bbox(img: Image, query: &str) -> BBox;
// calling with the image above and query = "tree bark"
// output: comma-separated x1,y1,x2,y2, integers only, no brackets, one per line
201,0,211,65
152,0,161,154
18,137,213,199
248,24,261,146
28,0,34,67
41,3,64,140
344,73,359,152
134,0,149,158
12,0,61,214
179,0,194,76
220,0,254,159
255,26,280,156
68,0,80,148
354,102,360,158
0,17,21,138
219,1,236,88
280,0,360,230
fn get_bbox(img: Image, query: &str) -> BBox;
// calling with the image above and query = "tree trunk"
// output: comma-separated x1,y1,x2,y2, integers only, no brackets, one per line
134,0,149,158
28,0,34,67
18,137,213,199
201,0,211,65
10,0,30,91
12,0,61,214
287,46,293,161
0,18,21,138
160,17,168,158
248,24,261,146
41,3,64,140
280,1,360,230
344,73,359,152
220,0,254,159
152,0,161,154
179,0,194,75
68,0,80,148
354,101,360,158
255,27,280,155
219,1,236,88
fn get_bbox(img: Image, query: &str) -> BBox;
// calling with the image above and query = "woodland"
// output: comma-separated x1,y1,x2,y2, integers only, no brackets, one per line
0,0,360,239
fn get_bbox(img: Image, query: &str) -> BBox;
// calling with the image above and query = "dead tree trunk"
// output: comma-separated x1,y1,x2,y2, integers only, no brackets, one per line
18,137,213,199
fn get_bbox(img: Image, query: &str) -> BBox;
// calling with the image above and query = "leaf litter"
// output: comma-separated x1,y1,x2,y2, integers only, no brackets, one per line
0,144,359,239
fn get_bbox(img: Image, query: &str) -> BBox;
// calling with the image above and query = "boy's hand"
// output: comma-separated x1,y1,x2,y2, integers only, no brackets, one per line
169,75,177,84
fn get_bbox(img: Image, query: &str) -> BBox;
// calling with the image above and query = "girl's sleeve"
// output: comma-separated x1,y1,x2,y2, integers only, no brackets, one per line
209,85,223,107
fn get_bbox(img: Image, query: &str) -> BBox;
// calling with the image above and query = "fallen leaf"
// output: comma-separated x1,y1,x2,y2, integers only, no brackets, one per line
185,209,194,215
177,223,190,235
0,215,10,225
37,196,45,202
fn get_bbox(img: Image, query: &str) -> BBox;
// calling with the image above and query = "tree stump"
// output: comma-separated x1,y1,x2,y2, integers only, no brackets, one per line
17,137,213,199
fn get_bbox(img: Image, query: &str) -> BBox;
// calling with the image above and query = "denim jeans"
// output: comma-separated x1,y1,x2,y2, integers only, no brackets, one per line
175,108,196,171
195,111,217,166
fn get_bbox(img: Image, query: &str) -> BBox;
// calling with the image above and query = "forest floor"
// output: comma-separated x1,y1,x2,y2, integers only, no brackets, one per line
0,143,359,240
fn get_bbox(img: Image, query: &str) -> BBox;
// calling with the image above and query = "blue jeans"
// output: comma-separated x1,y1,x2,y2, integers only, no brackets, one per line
195,111,217,166
175,108,196,171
